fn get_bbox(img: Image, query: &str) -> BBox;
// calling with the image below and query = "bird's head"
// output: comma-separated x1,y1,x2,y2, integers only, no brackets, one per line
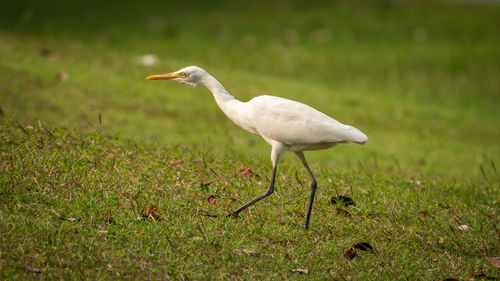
146,66,208,87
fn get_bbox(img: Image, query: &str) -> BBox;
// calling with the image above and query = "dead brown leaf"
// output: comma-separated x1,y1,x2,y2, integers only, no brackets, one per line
344,249,357,260
457,224,470,231
473,270,486,277
352,242,374,251
330,195,356,206
145,205,157,216
207,195,217,204
233,249,259,257
238,166,255,177
485,257,500,268
290,268,309,274
142,205,163,221
418,210,429,217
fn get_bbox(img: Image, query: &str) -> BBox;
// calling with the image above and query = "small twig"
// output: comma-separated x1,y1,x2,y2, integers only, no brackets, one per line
17,124,28,135
208,166,221,181
479,163,488,180
295,170,303,186
165,232,184,256
44,128,55,138
491,158,498,177
197,217,208,241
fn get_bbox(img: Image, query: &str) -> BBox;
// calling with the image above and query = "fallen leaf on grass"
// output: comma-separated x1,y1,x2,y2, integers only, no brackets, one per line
473,270,486,277
233,249,259,257
207,195,217,204
330,195,356,206
290,268,309,274
23,265,45,273
352,242,374,251
485,257,500,268
53,211,80,222
344,249,357,260
55,71,69,82
344,242,373,260
458,224,470,231
418,210,430,217
141,205,163,221
238,166,255,177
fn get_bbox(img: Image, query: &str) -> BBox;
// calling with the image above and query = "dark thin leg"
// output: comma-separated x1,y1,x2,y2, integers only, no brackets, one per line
230,165,277,216
296,152,317,229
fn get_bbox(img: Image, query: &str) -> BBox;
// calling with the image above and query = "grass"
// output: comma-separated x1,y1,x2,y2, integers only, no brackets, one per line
0,0,499,279
1,118,498,280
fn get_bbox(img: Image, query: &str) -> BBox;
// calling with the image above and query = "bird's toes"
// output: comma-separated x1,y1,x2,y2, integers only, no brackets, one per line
227,212,240,218
201,210,218,218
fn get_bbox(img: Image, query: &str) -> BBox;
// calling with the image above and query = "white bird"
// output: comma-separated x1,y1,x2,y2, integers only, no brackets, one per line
147,66,367,229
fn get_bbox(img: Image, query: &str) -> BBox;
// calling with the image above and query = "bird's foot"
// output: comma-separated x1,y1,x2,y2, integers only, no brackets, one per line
201,210,218,218
227,212,240,218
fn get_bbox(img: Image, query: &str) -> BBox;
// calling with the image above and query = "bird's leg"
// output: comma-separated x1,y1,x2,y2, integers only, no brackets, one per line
230,165,277,217
295,151,317,229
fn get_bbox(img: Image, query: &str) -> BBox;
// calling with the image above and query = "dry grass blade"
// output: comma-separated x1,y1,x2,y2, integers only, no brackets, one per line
23,265,45,273
53,210,80,222
290,268,309,274
233,249,259,257
485,257,500,268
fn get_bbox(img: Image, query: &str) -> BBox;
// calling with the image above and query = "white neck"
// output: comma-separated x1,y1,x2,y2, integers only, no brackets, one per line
201,75,235,107
201,74,241,117
199,74,250,134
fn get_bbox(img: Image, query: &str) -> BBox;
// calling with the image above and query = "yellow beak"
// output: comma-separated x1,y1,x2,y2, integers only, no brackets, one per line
146,72,185,80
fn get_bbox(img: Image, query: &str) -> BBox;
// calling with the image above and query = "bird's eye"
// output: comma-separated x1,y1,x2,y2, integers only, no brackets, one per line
179,72,187,77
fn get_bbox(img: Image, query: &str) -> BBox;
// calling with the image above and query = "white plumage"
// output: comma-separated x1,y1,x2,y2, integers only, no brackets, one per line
147,66,367,229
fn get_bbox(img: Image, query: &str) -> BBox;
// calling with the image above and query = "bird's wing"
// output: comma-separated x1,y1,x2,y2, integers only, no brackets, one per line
245,95,367,145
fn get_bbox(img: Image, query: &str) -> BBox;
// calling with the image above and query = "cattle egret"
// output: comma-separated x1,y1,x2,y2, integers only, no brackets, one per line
147,66,367,229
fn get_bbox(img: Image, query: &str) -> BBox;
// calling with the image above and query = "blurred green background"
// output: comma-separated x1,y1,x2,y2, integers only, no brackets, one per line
1,0,499,179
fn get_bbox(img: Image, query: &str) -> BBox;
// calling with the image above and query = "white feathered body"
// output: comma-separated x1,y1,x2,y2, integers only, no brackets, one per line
220,95,367,152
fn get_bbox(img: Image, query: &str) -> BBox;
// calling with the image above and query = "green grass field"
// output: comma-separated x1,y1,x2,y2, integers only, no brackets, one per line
1,0,499,280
